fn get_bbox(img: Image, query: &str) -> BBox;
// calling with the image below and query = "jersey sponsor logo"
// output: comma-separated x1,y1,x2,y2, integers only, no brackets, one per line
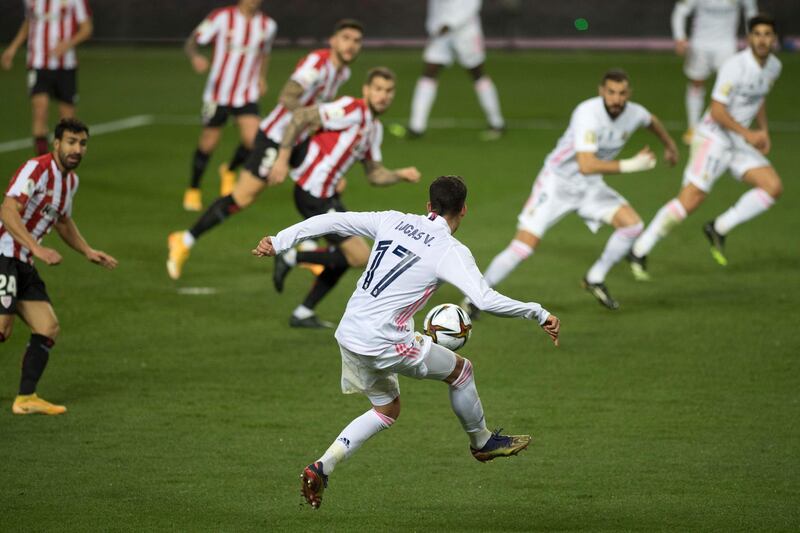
41,204,59,221
393,221,436,246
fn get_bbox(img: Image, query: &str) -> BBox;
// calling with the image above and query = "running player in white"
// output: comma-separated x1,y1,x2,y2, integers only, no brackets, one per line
672,0,757,145
167,19,363,280
465,70,678,312
251,175,561,509
629,15,781,276
182,0,277,211
405,0,504,140
1,0,93,155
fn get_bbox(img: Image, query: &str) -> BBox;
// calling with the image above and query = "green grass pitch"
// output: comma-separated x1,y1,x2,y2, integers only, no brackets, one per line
0,48,798,531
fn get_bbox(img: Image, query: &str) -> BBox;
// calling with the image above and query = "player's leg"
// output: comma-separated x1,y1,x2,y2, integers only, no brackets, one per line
707,165,781,264
12,299,65,415
409,61,444,137
455,19,504,139
54,68,78,120
220,107,259,196
682,47,713,145
287,236,368,328
30,92,50,156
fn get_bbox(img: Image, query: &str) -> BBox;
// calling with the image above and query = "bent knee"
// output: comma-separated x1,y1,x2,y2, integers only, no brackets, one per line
0,327,10,342
762,181,783,200
375,397,401,421
35,322,59,340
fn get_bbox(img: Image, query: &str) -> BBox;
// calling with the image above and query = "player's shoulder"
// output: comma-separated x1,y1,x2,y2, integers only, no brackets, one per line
626,100,651,118
766,54,782,75
207,5,233,21
307,48,331,66
572,97,603,119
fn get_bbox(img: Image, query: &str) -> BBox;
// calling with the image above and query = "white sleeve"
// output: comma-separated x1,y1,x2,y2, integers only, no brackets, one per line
573,107,600,154
261,18,277,53
435,243,550,324
635,103,653,128
272,211,384,253
195,11,222,45
319,97,362,130
73,0,91,23
290,53,322,90
742,0,758,21
671,0,694,41
711,59,739,105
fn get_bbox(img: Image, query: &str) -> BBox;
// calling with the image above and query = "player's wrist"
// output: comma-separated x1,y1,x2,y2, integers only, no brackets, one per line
619,153,656,173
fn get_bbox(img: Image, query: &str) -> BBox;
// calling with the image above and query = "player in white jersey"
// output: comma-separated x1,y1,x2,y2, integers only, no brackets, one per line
464,70,678,311
672,0,758,144
251,175,561,509
181,0,277,211
167,19,364,280
2,0,93,156
404,0,505,140
268,67,421,328
629,15,782,276
0,119,117,416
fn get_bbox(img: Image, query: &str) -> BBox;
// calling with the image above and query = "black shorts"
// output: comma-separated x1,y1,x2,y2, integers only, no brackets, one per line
28,69,78,104
243,131,310,180
202,101,260,128
293,185,349,245
0,256,50,315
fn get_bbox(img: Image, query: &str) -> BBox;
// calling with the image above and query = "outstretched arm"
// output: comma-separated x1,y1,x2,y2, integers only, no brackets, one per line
277,80,306,111
576,148,656,176
54,215,117,269
648,114,679,166
362,160,421,186
1,19,29,70
252,211,384,257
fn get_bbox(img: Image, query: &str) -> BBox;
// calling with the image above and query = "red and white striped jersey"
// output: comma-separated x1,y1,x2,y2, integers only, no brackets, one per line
292,96,383,200
0,154,78,265
195,6,277,108
25,0,92,70
260,49,351,143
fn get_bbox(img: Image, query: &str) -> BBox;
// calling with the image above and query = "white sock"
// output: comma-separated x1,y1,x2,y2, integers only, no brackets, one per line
449,359,492,449
483,239,533,287
182,231,195,248
293,304,314,319
586,222,644,283
633,199,688,257
686,84,705,130
474,76,504,130
283,248,297,266
714,188,775,236
318,408,394,475
409,77,438,133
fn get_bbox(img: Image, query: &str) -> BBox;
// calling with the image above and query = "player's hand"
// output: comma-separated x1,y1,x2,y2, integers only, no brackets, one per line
1,48,15,70
191,55,209,74
86,249,118,270
251,236,276,257
33,246,62,266
267,159,289,186
674,40,689,56
541,314,560,347
663,143,679,167
335,177,348,195
51,41,71,59
620,146,656,173
397,167,421,183
258,78,268,96
745,130,770,155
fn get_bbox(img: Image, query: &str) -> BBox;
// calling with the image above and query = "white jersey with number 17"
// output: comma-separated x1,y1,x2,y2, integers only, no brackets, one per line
271,210,551,356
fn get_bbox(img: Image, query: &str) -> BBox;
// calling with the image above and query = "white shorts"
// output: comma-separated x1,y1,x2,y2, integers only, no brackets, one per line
423,17,485,69
339,334,457,406
517,168,627,237
683,43,736,80
682,124,771,193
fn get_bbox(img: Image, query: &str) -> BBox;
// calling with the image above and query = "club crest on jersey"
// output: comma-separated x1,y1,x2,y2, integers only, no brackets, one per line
1,296,11,309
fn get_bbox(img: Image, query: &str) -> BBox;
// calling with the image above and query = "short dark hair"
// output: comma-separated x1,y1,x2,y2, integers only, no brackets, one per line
748,13,776,33
54,118,89,140
333,18,364,35
429,175,467,217
365,66,396,85
601,68,629,86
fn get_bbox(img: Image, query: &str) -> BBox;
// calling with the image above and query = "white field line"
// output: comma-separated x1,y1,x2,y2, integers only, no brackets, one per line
0,114,154,154
2,113,797,155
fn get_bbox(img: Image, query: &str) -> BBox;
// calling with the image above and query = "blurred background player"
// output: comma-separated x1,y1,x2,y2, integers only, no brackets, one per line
167,19,364,280
251,175,560,509
406,0,504,140
1,0,93,156
268,67,421,328
181,0,277,211
465,70,677,311
630,15,781,276
0,118,117,415
671,0,757,145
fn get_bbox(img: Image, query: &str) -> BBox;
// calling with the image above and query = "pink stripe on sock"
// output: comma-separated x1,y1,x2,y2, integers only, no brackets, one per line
452,360,473,389
372,409,395,426
667,200,687,220
755,188,775,208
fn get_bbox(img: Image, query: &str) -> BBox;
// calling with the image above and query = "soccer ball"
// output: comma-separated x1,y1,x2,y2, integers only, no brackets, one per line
423,303,472,351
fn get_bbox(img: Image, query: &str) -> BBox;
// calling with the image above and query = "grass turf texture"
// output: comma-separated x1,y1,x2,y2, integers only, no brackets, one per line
0,48,798,531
